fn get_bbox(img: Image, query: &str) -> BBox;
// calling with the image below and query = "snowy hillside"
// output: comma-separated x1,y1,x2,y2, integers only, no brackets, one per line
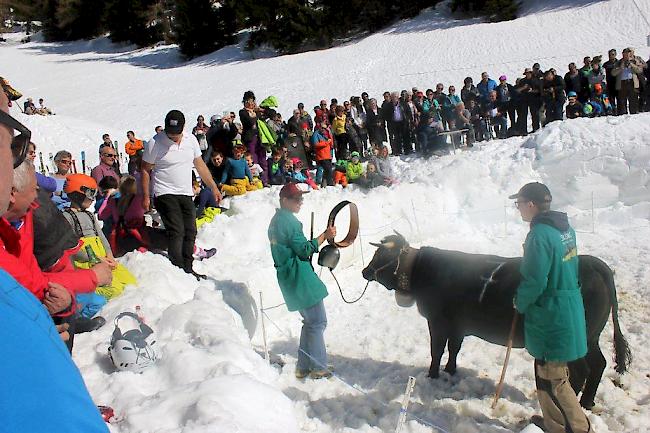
2,0,650,432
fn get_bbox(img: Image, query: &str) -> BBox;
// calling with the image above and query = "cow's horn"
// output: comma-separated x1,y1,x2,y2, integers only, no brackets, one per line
369,242,382,248
394,230,405,239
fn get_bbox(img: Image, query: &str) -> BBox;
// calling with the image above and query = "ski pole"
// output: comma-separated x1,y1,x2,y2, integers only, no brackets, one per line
72,159,77,173
492,312,518,408
81,150,86,174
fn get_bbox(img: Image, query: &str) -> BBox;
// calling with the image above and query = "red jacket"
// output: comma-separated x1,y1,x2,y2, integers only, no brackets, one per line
0,206,97,315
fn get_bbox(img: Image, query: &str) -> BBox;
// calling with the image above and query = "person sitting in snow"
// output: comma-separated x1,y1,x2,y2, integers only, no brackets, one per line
219,144,257,196
267,149,286,186
245,152,264,190
565,92,584,119
62,174,137,323
286,158,318,190
333,160,348,188
590,83,614,116
346,151,364,184
371,145,396,185
358,160,384,189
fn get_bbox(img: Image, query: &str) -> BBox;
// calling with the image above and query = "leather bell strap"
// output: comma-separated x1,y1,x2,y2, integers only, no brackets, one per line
326,200,359,248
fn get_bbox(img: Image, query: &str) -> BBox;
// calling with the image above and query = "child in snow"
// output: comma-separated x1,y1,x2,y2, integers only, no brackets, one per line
287,158,318,190
565,91,583,119
245,152,264,189
62,174,137,318
371,145,396,185
219,145,256,196
333,160,348,187
267,149,286,186
359,160,384,189
346,151,364,184
193,179,219,218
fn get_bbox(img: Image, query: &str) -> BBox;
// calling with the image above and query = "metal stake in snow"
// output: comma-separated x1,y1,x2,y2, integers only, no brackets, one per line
259,291,270,363
81,150,86,174
395,376,416,433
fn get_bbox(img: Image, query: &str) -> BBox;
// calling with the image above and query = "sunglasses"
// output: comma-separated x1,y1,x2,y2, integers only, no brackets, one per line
102,153,117,158
0,110,32,169
57,159,72,165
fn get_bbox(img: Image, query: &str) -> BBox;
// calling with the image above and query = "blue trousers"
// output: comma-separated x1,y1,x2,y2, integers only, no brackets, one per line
297,300,328,371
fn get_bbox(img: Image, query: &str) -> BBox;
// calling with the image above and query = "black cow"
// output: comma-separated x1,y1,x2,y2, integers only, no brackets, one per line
361,232,631,409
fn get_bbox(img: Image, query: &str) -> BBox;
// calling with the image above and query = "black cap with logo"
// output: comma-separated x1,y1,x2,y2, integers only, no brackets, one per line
165,110,185,135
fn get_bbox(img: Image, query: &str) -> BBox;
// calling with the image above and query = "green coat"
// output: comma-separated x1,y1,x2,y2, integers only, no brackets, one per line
515,211,587,363
268,208,328,311
346,162,364,181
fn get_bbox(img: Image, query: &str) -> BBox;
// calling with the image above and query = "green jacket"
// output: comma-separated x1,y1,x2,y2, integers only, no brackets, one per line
268,208,328,311
346,162,364,181
515,211,587,363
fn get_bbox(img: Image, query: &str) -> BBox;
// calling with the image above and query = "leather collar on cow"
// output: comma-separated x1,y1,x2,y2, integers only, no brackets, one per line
367,244,419,292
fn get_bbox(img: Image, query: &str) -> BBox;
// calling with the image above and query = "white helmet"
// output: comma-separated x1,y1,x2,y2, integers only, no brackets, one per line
108,312,157,373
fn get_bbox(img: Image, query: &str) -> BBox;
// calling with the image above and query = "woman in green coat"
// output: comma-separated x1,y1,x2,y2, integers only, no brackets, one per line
268,183,336,379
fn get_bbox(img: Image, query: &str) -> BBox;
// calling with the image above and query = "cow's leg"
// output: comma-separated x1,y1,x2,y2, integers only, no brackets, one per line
568,357,588,395
427,318,448,379
580,342,606,410
444,331,464,375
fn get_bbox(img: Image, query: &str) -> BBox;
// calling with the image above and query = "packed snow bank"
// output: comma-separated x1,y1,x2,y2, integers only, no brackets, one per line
73,252,299,433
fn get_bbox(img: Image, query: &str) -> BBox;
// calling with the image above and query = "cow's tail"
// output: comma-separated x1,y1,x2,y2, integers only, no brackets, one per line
599,259,632,374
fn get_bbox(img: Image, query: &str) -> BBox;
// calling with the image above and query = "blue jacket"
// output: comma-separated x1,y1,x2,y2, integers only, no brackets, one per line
0,270,108,433
477,79,498,102
220,157,252,184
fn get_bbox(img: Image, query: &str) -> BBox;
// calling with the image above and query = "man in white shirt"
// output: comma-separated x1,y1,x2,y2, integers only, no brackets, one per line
142,110,221,279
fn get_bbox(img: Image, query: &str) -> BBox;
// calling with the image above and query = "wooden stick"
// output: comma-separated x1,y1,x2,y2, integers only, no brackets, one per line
492,312,519,408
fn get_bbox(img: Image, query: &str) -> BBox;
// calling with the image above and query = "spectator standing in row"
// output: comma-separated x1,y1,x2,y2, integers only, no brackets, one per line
141,110,222,280
365,98,385,147
516,68,543,134
239,91,269,185
124,130,144,175
612,48,644,115
602,49,619,111
477,72,498,105
461,77,480,106
496,75,516,130
564,62,589,103
542,69,566,124
192,115,210,160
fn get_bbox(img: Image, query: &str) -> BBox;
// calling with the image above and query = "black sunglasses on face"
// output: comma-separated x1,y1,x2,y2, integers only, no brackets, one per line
0,110,32,168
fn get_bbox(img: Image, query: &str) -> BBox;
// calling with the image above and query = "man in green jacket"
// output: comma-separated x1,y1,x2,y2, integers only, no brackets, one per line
268,183,336,379
510,182,593,433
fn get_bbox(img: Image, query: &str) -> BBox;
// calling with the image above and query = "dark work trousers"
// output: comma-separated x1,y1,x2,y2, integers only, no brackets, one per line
530,99,542,131
388,120,406,155
335,133,349,161
606,82,618,113
617,80,639,115
155,194,197,273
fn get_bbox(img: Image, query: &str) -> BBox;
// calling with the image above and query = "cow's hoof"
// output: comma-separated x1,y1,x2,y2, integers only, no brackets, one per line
580,398,595,410
444,365,457,376
427,370,440,379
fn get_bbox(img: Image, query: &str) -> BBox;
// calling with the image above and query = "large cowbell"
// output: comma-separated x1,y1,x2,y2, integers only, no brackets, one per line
318,244,340,270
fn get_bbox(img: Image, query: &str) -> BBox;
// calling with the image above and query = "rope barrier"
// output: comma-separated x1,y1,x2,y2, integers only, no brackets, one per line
260,310,453,433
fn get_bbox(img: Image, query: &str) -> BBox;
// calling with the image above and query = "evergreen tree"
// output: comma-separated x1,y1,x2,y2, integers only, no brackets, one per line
174,0,236,59
450,0,520,22
104,0,164,46
55,0,105,40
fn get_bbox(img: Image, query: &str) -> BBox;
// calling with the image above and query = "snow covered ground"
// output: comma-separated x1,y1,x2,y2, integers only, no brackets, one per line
2,0,650,432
